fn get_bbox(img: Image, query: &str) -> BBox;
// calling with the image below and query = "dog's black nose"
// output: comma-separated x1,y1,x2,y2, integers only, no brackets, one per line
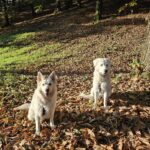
105,70,108,74
46,89,49,94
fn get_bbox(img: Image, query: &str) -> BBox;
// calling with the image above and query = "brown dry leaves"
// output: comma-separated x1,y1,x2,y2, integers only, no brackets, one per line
1,74,149,149
0,6,150,150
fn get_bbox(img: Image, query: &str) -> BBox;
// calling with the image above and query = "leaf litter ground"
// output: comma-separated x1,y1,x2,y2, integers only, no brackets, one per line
0,6,150,150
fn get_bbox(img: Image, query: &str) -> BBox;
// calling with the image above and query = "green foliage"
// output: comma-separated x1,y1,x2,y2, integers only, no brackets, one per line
113,73,122,84
130,58,143,69
3,73,16,86
118,0,137,14
95,0,102,22
34,5,43,13
130,58,144,75
0,72,5,86
141,72,150,80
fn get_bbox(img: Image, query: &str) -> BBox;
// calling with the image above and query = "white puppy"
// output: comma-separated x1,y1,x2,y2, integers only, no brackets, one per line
80,58,111,110
14,71,57,135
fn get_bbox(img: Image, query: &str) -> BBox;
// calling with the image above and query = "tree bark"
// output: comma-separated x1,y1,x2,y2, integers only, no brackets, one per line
65,0,73,10
95,0,103,21
143,17,150,71
12,0,16,6
77,0,82,7
2,0,10,26
56,0,62,11
30,3,36,16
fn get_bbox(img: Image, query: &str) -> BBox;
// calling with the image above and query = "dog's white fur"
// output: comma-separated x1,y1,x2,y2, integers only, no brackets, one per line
80,58,111,110
14,71,57,135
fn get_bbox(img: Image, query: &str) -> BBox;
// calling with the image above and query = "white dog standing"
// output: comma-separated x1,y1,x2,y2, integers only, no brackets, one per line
14,71,57,135
80,58,111,110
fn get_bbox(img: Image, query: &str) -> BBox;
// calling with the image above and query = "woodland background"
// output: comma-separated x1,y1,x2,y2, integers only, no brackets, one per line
0,0,150,149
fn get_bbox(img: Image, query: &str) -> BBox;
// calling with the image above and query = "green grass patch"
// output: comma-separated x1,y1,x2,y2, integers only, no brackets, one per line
0,31,64,70
0,42,61,70
0,30,86,70
0,32,36,45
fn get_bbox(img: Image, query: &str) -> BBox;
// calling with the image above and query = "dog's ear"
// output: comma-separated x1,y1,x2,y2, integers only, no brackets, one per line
37,71,44,82
93,58,100,68
49,71,57,81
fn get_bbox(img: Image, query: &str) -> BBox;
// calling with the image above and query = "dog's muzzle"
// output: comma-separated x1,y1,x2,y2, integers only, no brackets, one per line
104,69,108,74
46,89,49,96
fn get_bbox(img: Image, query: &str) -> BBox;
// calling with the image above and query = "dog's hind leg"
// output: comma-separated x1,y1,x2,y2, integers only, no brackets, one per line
27,107,35,121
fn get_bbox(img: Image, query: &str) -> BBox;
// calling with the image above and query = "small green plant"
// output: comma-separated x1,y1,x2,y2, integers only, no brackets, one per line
82,75,88,82
113,73,122,84
141,72,150,80
130,58,143,75
118,0,137,14
34,5,43,13
3,73,16,86
0,72,5,86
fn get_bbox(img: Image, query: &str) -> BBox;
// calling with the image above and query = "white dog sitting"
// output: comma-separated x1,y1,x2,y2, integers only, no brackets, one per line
14,71,57,135
80,58,111,110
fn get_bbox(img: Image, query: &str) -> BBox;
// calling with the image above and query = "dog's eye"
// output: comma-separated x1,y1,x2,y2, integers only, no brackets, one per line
48,83,52,86
42,83,45,86
100,64,103,66
106,64,108,67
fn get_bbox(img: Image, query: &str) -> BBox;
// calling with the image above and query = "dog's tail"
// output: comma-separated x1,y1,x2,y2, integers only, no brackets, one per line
79,93,93,100
14,103,30,111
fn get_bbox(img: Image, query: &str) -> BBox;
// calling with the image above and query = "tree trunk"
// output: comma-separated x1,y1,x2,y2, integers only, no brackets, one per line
77,0,82,7
40,0,44,9
56,0,61,11
17,0,22,11
95,0,103,21
143,17,150,71
65,0,73,10
2,0,10,26
12,0,16,6
30,3,36,16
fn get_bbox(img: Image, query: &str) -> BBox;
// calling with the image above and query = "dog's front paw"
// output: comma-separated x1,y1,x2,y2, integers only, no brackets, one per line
35,130,41,136
92,101,98,110
99,92,103,97
79,92,84,97
103,106,109,112
50,124,56,129
50,121,56,129
92,104,97,110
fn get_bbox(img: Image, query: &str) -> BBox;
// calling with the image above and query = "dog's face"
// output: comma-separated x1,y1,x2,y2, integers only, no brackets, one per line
93,58,111,76
37,71,57,97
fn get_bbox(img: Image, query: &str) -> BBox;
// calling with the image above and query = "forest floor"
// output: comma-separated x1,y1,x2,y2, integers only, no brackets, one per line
0,3,150,150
